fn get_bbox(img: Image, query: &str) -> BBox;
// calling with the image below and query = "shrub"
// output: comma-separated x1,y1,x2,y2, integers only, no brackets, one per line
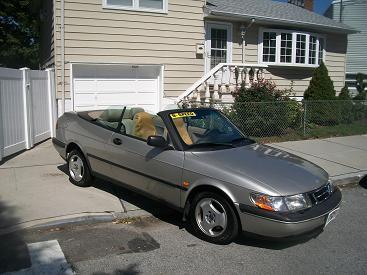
304,62,338,125
338,85,351,100
304,61,336,100
231,80,302,137
354,73,366,100
335,85,353,123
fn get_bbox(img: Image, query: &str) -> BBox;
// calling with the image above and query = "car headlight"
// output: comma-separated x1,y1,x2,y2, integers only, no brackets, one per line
250,193,312,212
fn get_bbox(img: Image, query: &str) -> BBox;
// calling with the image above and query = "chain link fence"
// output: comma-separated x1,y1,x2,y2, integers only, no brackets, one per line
182,100,367,143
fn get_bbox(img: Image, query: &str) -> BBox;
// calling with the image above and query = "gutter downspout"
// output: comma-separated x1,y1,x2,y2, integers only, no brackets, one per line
241,18,255,63
339,0,343,22
61,0,65,114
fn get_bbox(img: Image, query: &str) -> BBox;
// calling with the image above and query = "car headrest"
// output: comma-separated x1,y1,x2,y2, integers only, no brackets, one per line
173,118,193,145
100,109,123,122
124,107,145,119
133,112,156,140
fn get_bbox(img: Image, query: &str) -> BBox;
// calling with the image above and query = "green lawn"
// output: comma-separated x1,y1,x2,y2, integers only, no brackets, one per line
253,120,367,144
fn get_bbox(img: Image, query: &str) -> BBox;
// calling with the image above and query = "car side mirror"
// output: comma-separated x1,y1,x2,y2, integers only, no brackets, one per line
147,136,169,149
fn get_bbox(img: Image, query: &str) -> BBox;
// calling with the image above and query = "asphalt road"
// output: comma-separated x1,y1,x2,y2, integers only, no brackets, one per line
1,184,367,275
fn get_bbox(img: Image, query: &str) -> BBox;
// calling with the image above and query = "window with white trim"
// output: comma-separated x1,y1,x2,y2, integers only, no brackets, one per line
309,36,317,65
259,29,325,67
280,33,292,63
104,0,166,12
262,32,277,63
296,34,306,64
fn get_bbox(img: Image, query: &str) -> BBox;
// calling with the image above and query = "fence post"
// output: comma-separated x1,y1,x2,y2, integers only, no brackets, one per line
20,67,33,149
303,101,307,137
46,68,57,138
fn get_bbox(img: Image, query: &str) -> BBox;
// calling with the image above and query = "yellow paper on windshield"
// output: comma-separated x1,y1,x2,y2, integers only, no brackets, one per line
170,112,196,119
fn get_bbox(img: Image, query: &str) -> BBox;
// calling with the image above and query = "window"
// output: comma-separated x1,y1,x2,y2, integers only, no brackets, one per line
296,34,306,64
280,33,292,63
210,28,228,69
262,32,277,63
104,0,166,12
309,36,317,65
260,29,325,67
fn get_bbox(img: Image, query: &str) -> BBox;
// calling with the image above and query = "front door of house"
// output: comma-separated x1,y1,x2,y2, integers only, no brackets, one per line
205,23,232,73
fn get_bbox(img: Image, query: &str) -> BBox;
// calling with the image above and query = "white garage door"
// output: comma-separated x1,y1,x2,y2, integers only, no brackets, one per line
72,64,161,113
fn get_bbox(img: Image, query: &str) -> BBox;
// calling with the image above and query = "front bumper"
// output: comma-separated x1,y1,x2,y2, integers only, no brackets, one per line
235,188,342,238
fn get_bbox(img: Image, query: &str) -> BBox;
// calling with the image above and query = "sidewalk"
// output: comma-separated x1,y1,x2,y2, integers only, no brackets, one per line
269,135,367,184
0,135,366,234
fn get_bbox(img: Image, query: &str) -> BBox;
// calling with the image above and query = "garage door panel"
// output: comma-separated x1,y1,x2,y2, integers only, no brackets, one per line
95,93,156,105
74,80,97,92
135,80,158,93
96,79,136,92
74,93,96,106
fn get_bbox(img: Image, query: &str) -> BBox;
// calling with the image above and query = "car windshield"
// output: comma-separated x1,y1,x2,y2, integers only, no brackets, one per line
169,109,254,149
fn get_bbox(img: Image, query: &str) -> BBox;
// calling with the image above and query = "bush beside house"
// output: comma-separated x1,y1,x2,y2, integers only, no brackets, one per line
230,80,302,137
303,62,339,125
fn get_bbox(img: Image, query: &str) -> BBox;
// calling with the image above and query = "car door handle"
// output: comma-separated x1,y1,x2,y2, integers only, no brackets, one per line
113,138,122,145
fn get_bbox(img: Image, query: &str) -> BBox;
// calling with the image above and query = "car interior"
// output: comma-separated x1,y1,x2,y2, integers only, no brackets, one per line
84,107,169,142
81,107,231,146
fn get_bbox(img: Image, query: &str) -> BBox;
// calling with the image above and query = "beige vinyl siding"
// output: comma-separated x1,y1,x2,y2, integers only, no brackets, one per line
230,23,347,97
53,0,205,99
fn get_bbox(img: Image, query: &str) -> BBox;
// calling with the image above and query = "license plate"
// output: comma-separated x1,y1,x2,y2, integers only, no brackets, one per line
325,208,339,227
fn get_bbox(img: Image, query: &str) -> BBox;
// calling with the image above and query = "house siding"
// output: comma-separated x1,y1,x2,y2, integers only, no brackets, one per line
229,23,347,97
326,1,367,75
53,0,206,99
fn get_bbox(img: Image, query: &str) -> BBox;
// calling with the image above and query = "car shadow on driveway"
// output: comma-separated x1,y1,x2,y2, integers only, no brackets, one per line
236,228,323,250
57,164,183,228
58,163,323,250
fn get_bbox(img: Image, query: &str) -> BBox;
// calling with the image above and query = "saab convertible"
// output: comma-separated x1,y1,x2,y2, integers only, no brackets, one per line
53,107,341,244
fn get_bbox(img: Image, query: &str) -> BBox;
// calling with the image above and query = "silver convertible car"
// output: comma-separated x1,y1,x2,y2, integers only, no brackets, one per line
53,107,341,244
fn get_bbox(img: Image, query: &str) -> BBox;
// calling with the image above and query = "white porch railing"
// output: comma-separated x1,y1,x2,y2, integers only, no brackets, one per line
177,63,268,104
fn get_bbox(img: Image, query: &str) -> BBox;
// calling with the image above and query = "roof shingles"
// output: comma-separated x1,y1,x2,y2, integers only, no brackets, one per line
206,0,355,33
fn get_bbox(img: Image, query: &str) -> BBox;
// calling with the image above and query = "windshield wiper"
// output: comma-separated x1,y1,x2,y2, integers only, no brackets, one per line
188,142,236,149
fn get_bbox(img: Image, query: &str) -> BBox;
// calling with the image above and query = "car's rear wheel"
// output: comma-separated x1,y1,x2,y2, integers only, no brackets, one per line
67,150,92,187
189,191,239,244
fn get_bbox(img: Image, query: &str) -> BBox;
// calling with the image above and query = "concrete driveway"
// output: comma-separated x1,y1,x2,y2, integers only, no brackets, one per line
0,140,125,234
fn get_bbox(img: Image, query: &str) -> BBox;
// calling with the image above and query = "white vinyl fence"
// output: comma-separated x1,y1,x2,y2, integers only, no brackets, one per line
0,67,56,162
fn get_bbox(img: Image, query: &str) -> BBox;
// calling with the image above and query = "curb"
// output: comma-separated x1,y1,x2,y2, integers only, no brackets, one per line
0,210,152,236
330,171,366,186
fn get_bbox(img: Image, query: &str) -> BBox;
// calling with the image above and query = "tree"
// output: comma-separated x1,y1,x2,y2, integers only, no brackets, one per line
354,73,366,100
304,61,336,100
0,0,41,69
338,84,351,100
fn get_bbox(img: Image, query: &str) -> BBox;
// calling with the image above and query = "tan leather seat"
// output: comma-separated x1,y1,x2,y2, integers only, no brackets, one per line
132,112,157,140
173,118,193,145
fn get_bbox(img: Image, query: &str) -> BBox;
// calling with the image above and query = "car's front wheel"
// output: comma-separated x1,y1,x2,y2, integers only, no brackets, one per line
67,150,92,187
189,192,240,244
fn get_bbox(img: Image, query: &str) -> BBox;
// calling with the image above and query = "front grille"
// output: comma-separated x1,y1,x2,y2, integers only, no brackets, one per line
309,183,332,205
